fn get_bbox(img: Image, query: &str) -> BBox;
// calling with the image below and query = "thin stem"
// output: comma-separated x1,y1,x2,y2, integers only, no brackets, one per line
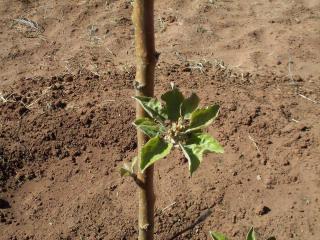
132,0,156,239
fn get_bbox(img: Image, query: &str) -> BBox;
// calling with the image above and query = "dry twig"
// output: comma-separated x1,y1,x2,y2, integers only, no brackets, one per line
161,202,176,213
298,94,318,104
248,134,261,154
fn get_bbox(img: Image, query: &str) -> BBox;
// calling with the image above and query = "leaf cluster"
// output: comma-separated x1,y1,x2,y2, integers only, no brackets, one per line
210,227,276,240
121,86,223,176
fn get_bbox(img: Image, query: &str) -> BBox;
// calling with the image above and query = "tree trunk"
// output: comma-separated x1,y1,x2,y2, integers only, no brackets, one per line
132,1,156,240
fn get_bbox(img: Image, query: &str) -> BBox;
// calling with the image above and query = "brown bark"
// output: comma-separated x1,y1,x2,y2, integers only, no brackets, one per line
132,1,156,240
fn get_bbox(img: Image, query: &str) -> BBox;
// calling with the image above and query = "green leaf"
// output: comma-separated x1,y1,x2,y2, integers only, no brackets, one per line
134,117,165,138
246,227,257,240
180,133,223,175
179,143,202,175
120,157,137,177
186,105,220,132
209,231,229,240
161,88,184,121
140,136,172,172
120,163,132,177
180,93,200,119
186,133,224,154
133,96,167,121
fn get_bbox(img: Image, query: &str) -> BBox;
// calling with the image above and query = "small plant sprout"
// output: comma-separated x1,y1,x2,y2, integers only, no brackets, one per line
210,227,276,240
121,85,224,177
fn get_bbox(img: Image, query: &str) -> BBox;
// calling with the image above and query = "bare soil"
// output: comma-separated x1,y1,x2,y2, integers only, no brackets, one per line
0,0,319,239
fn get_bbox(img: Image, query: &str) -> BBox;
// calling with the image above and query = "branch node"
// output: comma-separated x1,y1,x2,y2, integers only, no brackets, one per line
140,224,150,230
134,80,146,90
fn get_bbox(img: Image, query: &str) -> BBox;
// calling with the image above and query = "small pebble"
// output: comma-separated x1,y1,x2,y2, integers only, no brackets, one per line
256,205,271,215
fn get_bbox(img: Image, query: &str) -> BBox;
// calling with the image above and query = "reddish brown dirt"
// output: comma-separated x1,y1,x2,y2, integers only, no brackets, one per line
0,1,319,240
